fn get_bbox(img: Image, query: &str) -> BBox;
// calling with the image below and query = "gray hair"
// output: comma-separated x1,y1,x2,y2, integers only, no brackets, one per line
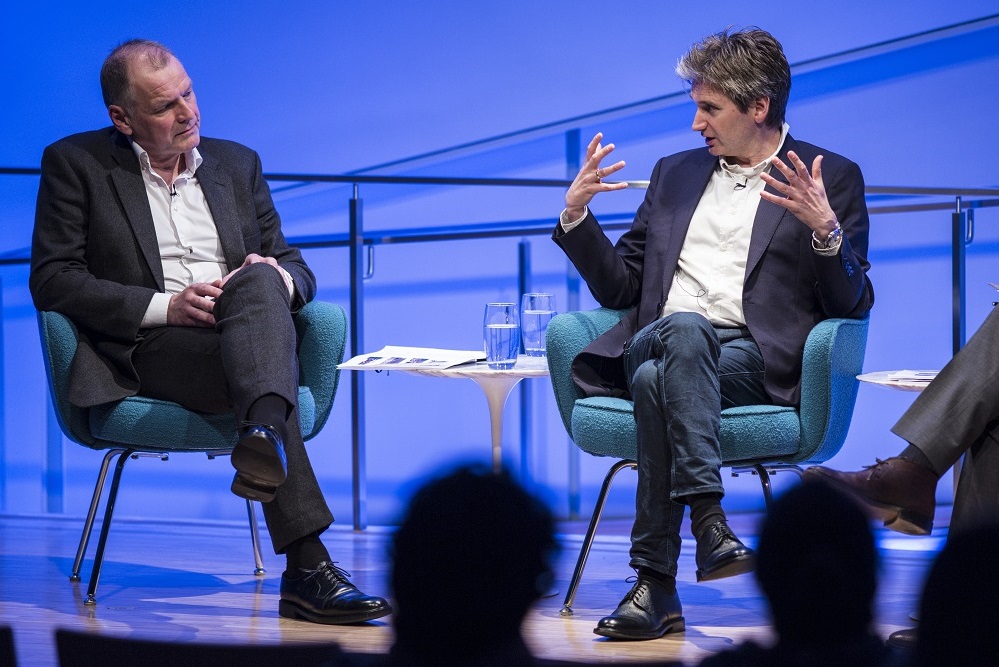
675,28,791,129
100,39,176,111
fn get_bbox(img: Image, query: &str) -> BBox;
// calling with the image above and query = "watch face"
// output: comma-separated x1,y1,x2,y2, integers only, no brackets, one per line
815,227,841,249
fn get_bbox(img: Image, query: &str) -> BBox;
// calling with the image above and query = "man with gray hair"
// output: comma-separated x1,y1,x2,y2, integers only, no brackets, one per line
31,39,391,625
553,28,874,640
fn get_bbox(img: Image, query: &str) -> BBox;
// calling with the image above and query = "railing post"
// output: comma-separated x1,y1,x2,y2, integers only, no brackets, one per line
950,199,973,492
952,197,967,354
349,184,367,530
46,402,63,513
518,240,532,480
0,275,4,512
565,128,582,520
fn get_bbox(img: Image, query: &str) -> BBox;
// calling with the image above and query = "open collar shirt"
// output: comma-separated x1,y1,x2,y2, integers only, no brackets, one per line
132,141,226,327
131,140,294,327
662,123,790,327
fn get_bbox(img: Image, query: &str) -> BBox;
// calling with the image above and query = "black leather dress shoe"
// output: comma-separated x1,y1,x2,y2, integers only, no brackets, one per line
230,422,288,502
279,561,392,624
594,576,685,640
695,520,755,582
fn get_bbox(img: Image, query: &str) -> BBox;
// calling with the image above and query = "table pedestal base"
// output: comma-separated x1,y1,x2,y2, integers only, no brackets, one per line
469,375,524,472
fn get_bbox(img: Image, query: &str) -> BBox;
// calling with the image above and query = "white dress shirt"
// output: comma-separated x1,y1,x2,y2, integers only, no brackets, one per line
662,124,790,326
132,141,293,327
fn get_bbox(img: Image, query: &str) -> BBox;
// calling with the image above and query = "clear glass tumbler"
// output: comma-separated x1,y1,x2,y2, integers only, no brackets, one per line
483,302,519,369
520,293,557,357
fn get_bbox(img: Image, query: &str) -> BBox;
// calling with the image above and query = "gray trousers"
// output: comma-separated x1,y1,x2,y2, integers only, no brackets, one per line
893,305,999,534
131,262,333,553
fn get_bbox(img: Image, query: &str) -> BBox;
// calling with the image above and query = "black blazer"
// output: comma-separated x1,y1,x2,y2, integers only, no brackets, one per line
30,127,316,407
553,135,874,407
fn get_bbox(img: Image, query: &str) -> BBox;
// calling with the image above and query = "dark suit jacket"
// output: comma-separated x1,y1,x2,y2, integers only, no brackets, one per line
30,127,317,407
553,135,874,407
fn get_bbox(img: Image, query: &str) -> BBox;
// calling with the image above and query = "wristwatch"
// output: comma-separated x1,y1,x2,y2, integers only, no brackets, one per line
813,223,842,250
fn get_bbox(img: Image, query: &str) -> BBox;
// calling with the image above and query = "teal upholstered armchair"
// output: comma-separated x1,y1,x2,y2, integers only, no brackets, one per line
37,300,347,604
545,308,869,615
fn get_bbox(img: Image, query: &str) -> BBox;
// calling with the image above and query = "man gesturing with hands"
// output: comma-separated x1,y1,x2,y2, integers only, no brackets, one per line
553,28,874,640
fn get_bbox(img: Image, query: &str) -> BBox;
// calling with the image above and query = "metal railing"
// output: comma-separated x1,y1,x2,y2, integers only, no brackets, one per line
4,163,999,524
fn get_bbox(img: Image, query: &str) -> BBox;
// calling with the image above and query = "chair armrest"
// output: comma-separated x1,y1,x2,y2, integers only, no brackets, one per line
797,316,870,463
37,311,95,446
294,301,348,441
546,308,629,435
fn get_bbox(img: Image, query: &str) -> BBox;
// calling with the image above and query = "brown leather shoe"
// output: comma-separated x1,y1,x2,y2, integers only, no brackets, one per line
804,457,937,535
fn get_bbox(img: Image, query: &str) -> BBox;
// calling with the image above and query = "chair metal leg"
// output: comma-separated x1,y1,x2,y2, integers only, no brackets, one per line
560,459,637,617
245,500,266,575
753,464,775,510
219,450,267,576
84,449,134,605
731,463,806,512
71,449,125,581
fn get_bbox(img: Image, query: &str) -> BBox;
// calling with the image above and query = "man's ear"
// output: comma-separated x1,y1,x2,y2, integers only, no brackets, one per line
108,105,133,135
752,96,771,125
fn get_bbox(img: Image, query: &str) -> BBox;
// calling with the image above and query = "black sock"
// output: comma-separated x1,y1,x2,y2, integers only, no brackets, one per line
247,393,290,442
637,567,676,594
899,444,940,476
285,531,330,572
688,492,726,540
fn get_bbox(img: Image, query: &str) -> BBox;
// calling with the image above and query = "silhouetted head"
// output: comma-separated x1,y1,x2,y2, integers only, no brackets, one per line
390,464,557,661
755,478,878,643
916,521,999,666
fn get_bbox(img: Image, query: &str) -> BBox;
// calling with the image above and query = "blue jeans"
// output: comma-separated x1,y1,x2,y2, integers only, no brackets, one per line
623,312,769,576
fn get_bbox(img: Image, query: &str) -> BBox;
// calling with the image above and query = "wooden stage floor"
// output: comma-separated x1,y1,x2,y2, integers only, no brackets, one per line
0,509,947,665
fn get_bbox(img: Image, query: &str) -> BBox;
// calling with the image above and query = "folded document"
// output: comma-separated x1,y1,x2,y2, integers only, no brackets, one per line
339,346,486,371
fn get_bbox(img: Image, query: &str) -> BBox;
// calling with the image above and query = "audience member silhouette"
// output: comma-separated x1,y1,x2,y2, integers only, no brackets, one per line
386,464,558,666
913,521,999,666
699,478,897,667
0,626,16,667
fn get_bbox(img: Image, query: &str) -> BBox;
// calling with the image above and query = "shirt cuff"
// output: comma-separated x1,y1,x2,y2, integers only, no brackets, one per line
280,267,296,299
559,206,589,233
140,292,171,328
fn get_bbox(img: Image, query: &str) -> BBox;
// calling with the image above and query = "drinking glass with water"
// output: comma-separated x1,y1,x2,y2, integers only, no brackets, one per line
483,303,519,369
520,293,557,357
